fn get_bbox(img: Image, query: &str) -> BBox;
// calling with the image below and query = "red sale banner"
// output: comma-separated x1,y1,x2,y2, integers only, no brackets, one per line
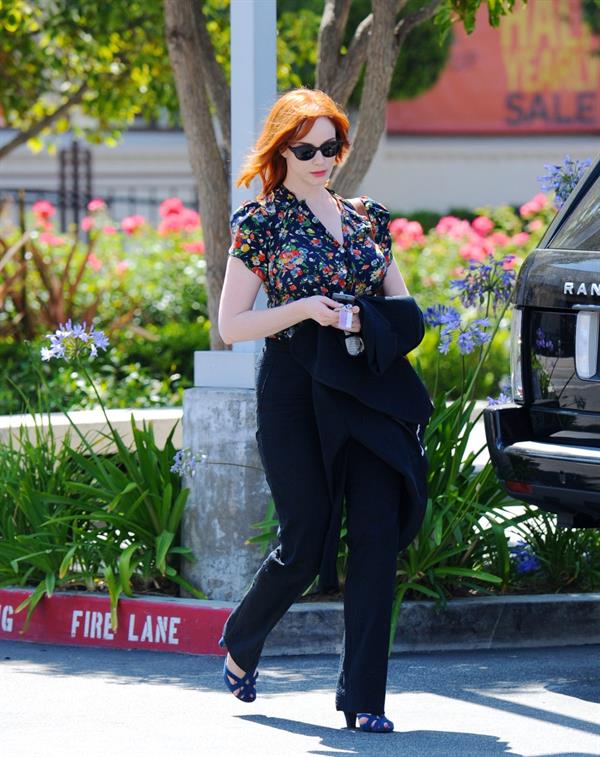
0,588,230,655
387,0,600,134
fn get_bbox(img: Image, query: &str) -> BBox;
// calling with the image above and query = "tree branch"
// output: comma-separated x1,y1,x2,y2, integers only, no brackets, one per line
332,0,398,196
394,0,442,50
329,13,373,106
192,2,231,153
0,83,88,161
316,0,352,95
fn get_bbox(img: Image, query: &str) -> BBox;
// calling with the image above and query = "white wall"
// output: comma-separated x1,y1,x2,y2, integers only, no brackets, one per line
358,134,599,213
1,128,598,217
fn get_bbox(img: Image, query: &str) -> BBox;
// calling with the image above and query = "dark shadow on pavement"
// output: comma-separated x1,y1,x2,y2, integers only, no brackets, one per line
546,681,600,705
237,714,514,756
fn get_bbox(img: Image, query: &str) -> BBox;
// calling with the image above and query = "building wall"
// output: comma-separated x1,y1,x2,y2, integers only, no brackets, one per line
358,134,599,212
0,128,597,217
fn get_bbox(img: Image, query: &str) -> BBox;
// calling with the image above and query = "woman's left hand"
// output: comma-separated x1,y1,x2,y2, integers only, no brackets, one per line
331,304,361,333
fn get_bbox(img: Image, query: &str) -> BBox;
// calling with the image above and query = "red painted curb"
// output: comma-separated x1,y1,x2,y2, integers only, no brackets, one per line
0,588,231,655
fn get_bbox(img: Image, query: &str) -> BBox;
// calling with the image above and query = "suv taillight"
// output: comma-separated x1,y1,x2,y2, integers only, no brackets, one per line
510,308,524,403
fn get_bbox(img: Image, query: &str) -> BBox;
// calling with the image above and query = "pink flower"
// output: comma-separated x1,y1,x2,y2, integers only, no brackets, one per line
179,207,201,231
519,202,536,218
115,260,130,274
87,198,106,213
395,220,425,250
39,231,65,246
502,255,517,270
121,214,146,234
489,231,510,246
87,253,103,271
528,219,544,232
389,217,408,236
157,215,185,235
81,216,95,232
405,221,424,238
32,200,56,221
471,216,494,237
182,241,205,254
436,217,476,242
159,197,185,217
459,242,488,261
102,225,117,235
157,207,201,235
519,192,549,218
511,232,530,246
435,215,461,235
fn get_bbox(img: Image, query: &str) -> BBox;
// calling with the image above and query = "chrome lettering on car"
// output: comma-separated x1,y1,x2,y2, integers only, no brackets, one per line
563,282,600,296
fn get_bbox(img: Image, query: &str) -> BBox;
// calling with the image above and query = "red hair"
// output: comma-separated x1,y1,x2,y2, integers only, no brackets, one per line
236,88,350,198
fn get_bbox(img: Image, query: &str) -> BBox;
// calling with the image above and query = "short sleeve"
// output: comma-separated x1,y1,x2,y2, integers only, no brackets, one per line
228,201,270,282
361,196,393,268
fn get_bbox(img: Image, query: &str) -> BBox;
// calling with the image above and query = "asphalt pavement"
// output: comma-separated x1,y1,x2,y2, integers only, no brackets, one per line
1,641,599,757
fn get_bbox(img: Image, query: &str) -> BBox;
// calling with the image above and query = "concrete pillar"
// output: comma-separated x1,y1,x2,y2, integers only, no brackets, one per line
181,0,277,600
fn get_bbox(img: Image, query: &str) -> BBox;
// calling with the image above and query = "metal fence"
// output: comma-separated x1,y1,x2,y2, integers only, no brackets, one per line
0,186,200,232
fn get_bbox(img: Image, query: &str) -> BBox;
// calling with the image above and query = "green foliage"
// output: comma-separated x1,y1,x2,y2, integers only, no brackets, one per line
0,351,204,631
582,0,600,34
0,0,178,148
437,0,523,37
277,4,321,90
0,198,209,413
1,0,524,154
412,319,510,400
510,511,600,593
389,20,453,102
0,321,210,415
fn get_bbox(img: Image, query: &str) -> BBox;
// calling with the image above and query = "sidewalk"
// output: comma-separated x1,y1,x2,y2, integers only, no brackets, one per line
2,640,599,756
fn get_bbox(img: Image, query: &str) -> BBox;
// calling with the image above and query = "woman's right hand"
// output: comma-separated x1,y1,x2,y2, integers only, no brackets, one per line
298,295,340,326
299,295,360,330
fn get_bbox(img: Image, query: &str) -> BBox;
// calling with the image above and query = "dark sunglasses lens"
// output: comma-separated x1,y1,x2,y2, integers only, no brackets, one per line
294,146,317,161
321,141,341,157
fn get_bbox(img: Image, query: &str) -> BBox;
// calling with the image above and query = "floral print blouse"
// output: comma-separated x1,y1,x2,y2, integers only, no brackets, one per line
227,183,393,340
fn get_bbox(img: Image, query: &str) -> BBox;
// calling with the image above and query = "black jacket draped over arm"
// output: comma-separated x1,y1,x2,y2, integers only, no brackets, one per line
288,294,434,592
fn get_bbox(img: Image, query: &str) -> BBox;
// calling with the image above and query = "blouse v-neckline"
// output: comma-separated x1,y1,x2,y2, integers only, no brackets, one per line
281,184,346,248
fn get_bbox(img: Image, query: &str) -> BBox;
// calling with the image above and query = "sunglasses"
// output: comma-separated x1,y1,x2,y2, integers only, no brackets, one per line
287,138,343,162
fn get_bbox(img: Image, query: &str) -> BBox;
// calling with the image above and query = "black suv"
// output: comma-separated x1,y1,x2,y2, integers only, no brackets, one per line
484,155,600,528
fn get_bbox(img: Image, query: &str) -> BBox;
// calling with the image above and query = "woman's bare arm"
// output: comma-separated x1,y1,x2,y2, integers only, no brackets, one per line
382,258,410,297
218,257,351,344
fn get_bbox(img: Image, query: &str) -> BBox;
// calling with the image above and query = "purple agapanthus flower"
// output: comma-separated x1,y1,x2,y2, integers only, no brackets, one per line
424,304,460,330
450,255,516,313
509,540,541,574
41,319,109,362
535,327,554,352
425,306,492,356
488,379,512,405
456,318,492,355
538,155,592,209
170,448,208,477
487,392,512,406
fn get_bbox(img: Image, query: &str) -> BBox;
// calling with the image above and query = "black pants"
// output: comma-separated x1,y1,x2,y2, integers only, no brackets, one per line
220,338,401,714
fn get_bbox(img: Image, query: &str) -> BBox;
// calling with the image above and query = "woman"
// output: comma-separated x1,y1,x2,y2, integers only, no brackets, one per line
218,88,416,734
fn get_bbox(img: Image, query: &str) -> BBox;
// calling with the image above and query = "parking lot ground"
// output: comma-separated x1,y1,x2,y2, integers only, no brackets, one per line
1,640,599,757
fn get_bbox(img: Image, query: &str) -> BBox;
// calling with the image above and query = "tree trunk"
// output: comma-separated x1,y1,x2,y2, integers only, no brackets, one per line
316,0,372,108
164,0,231,351
325,0,441,198
331,0,398,197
